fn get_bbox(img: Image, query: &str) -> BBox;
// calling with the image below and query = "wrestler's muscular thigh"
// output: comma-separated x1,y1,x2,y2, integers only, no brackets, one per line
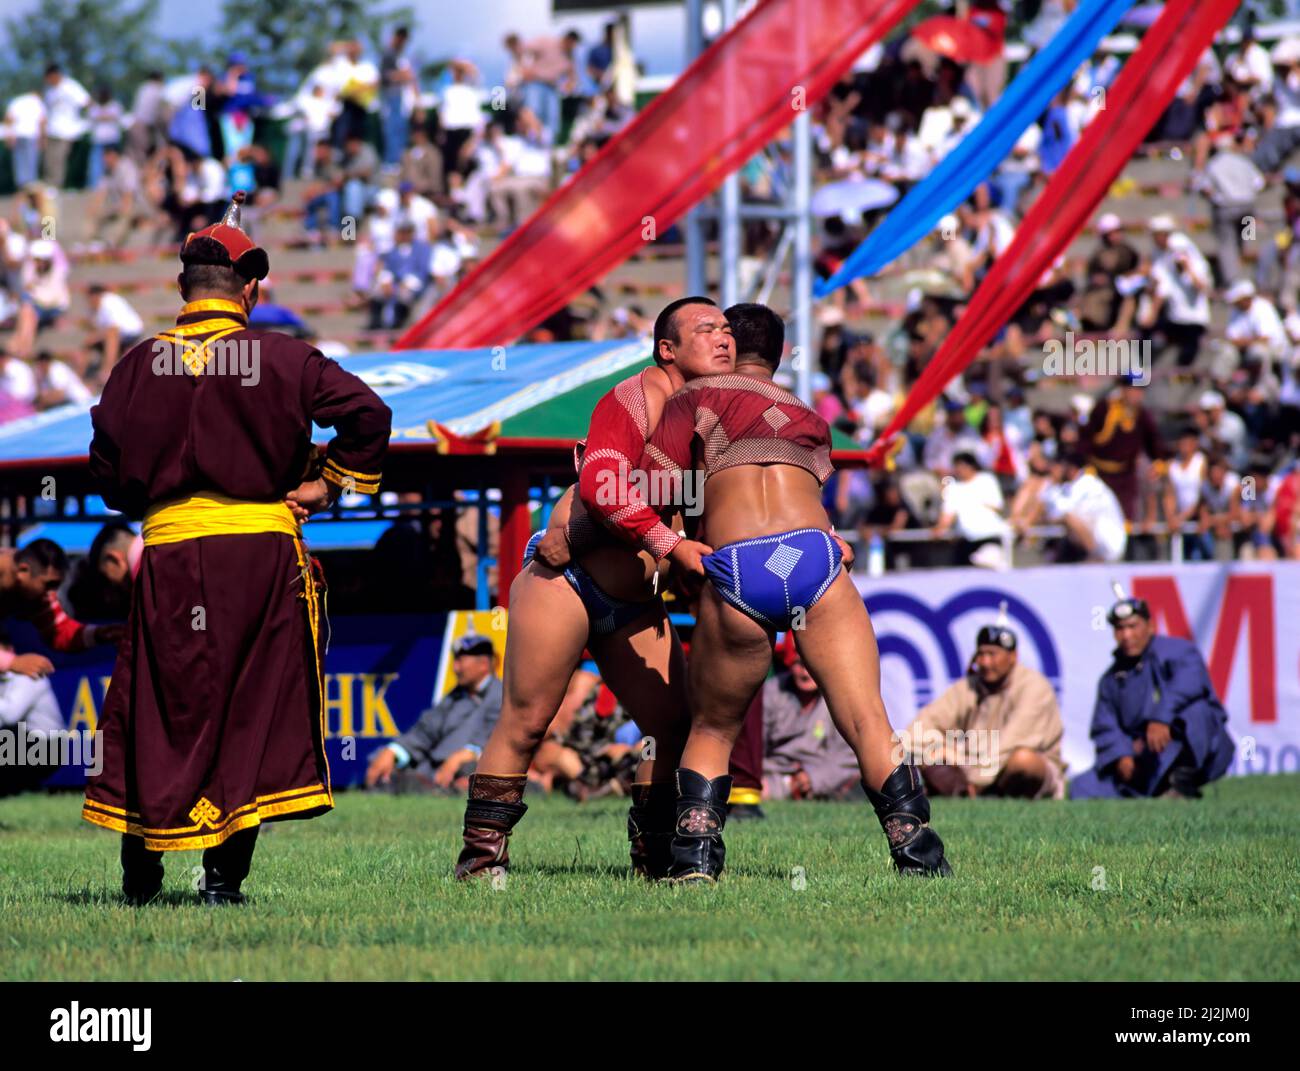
794,569,896,790
680,584,774,779
476,564,590,777
588,600,689,783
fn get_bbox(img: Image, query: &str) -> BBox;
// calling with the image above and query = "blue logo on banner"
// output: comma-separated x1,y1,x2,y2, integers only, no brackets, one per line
865,586,1062,707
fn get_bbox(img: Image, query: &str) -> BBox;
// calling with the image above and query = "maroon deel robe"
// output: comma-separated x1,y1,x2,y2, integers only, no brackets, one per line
82,299,391,850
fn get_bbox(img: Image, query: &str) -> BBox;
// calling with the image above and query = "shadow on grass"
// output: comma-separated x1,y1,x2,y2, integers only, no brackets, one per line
55,888,204,908
524,862,636,879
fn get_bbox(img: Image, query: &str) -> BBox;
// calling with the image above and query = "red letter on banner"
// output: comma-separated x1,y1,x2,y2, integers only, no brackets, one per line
1133,574,1276,723
1206,575,1277,724
1132,577,1192,640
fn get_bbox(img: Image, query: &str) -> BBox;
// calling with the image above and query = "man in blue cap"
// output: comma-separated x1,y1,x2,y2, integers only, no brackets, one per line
1071,588,1235,799
366,634,503,793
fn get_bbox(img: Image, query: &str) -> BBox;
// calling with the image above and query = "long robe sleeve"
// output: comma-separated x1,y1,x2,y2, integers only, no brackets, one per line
1149,641,1227,767
1090,681,1135,771
302,352,391,494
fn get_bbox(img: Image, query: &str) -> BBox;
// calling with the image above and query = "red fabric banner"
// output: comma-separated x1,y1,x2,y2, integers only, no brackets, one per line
865,0,1242,465
396,0,925,350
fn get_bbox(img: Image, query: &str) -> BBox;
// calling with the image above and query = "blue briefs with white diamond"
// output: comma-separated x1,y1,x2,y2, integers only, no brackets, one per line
701,528,843,631
523,531,653,636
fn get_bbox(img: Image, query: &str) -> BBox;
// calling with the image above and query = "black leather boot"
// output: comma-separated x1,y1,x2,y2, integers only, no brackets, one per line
121,834,164,906
200,827,259,905
667,768,732,884
455,774,528,880
865,764,953,877
628,782,677,880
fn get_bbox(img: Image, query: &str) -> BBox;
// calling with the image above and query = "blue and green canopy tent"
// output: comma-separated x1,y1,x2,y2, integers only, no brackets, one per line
0,341,865,593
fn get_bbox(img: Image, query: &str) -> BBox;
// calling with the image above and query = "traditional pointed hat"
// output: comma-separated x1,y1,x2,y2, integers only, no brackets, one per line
1106,580,1149,626
976,600,1016,650
180,191,270,281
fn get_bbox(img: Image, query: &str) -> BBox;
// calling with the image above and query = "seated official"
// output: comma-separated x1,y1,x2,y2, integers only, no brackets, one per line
900,619,1066,799
0,627,61,797
762,634,861,800
365,634,502,794
1071,593,1234,799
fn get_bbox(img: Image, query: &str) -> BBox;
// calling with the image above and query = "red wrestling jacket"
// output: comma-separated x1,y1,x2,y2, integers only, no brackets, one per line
575,369,683,560
645,373,834,484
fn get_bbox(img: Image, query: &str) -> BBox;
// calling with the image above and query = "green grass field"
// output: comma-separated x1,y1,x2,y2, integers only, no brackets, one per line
2,775,1298,981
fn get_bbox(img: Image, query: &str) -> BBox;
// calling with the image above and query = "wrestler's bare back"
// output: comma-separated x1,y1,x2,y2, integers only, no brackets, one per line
699,464,831,549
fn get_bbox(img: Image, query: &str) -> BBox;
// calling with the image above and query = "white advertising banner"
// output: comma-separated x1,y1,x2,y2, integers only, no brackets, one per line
854,561,1300,778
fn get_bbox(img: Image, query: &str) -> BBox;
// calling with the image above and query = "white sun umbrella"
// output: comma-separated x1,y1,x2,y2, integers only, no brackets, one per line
811,177,900,222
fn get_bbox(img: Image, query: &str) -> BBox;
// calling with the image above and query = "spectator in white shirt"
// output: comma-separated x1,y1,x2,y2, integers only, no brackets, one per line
879,122,931,186
1226,25,1274,97
1196,390,1250,471
0,347,37,406
395,181,438,241
32,350,93,409
488,109,553,230
41,64,91,189
962,192,1016,280
1224,279,1288,396
1144,215,1212,366
86,85,124,189
127,71,167,163
85,285,144,383
3,91,46,188
932,451,1011,569
439,59,486,181
283,82,338,181
1038,452,1128,563
10,240,69,358
1163,428,1210,560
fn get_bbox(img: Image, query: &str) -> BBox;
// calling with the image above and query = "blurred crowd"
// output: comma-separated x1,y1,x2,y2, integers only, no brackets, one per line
798,15,1300,567
1,9,1299,567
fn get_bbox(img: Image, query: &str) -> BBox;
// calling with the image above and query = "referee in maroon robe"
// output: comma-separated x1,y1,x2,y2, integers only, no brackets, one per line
84,195,391,905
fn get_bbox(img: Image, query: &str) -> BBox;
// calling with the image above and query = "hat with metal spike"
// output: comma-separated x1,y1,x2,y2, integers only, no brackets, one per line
1106,580,1149,626
180,191,269,281
976,600,1017,650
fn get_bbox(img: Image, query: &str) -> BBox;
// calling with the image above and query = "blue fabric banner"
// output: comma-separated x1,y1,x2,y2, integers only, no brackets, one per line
814,0,1134,296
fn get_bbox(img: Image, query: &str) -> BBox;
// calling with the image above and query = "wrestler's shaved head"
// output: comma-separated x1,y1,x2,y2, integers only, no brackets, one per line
724,303,784,371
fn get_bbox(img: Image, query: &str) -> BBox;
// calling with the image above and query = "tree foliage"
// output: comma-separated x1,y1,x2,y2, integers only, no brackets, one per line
0,0,188,103
219,0,414,97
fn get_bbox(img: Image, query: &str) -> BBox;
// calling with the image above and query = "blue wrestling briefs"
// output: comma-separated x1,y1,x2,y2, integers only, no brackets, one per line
523,531,653,635
702,528,843,631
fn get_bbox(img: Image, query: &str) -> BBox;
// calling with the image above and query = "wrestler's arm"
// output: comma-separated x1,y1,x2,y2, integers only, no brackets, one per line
574,373,683,560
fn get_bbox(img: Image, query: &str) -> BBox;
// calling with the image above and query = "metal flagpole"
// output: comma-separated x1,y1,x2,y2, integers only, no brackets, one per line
792,105,812,403
684,0,707,295
720,0,740,308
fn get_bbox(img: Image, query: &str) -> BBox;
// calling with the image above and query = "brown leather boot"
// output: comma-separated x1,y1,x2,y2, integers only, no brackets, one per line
454,773,527,880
